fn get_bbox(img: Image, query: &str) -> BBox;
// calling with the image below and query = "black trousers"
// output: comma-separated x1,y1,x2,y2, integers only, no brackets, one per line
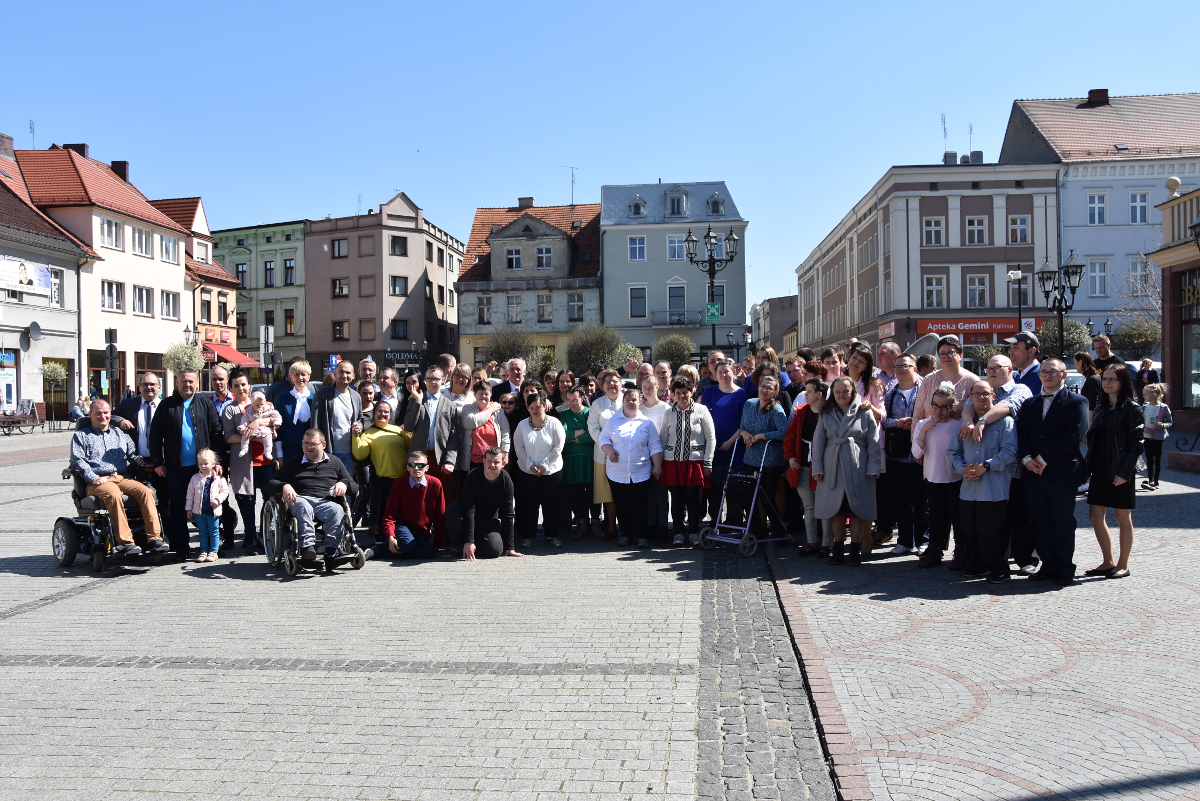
874,470,895,537
166,465,199,554
568,483,594,527
1144,439,1163,483
1003,475,1039,567
887,460,928,548
232,464,276,546
668,484,704,534
369,475,397,541
444,500,505,558
516,469,561,540
1025,480,1078,579
610,479,649,541
353,460,373,526
925,479,961,553
959,499,1008,574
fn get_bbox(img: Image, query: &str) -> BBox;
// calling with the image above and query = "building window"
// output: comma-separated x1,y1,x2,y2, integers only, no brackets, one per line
1009,216,1029,244
437,285,445,304
161,291,179,319
132,285,154,316
630,287,647,318
668,235,685,260
236,311,247,338
236,263,247,287
332,321,348,341
631,201,643,217
426,241,434,261
1130,192,1148,224
264,236,272,244
506,247,521,270
923,218,943,246
360,319,376,341
536,247,552,269
668,285,686,310
285,308,295,335
1130,259,1150,295
437,247,445,267
132,226,153,257
709,198,722,214
426,321,434,341
669,197,683,216
390,276,408,296
478,296,492,325
284,258,295,285
629,237,646,261
101,280,124,311
507,295,521,324
332,278,348,297
1008,276,1029,308
99,217,123,250
537,294,552,322
161,235,179,264
1088,261,1108,296
285,233,292,241
966,217,987,245
391,236,408,256
263,260,275,287
967,275,988,309
924,275,945,308
1088,194,1106,225
218,295,228,325
568,293,583,321
448,289,455,307
200,293,211,323
50,269,63,307
264,309,275,330
360,276,376,297
425,280,433,299
359,236,374,257
236,238,245,247
710,284,725,316
332,239,348,258
196,242,208,263
391,319,408,339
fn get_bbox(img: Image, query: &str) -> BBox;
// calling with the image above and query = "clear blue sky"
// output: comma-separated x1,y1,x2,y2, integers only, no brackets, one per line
4,0,1194,321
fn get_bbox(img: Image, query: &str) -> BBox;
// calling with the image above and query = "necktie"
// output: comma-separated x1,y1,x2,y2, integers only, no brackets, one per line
142,402,152,452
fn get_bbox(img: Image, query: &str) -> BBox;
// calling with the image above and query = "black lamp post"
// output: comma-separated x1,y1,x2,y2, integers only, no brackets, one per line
685,225,740,348
1190,215,1200,251
1104,318,1113,335
1007,266,1025,338
1086,318,1094,336
1036,251,1085,360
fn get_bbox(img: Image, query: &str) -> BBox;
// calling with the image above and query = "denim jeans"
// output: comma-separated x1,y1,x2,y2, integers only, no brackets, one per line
195,513,220,554
288,496,345,551
390,523,437,559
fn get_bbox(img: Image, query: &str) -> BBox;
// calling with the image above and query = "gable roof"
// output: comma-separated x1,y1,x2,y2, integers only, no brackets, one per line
600,181,744,226
185,253,239,288
1000,92,1200,163
149,197,201,230
0,158,97,259
460,202,601,282
14,147,188,233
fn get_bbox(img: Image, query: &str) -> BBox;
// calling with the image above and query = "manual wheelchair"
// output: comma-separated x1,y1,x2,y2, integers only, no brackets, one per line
54,465,166,573
259,493,370,577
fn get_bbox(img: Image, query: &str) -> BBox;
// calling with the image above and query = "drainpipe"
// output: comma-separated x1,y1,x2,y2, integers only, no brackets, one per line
599,230,605,324
76,257,86,398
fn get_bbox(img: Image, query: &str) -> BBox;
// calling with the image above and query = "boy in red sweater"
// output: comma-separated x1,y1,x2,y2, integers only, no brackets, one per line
380,451,445,558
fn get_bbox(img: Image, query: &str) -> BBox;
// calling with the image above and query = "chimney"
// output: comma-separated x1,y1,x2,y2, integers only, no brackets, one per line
942,151,958,166
0,132,13,160
111,160,129,182
63,143,89,158
518,196,534,208
960,154,970,164
1087,89,1110,105
970,150,983,164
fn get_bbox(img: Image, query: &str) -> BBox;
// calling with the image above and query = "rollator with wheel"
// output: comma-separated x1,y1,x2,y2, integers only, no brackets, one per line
698,438,790,557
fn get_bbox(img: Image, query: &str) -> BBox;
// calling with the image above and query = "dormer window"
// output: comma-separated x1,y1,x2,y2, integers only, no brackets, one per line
707,194,725,215
629,195,647,218
670,197,682,215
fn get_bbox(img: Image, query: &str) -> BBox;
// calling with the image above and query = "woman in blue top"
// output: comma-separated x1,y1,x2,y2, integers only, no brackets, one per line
729,374,789,535
701,359,748,522
271,360,314,462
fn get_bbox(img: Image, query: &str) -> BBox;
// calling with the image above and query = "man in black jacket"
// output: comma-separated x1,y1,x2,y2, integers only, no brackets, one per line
444,447,521,560
268,429,357,560
149,368,226,559
1016,358,1089,586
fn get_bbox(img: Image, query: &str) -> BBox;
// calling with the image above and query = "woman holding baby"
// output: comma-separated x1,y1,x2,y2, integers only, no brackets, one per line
222,368,282,554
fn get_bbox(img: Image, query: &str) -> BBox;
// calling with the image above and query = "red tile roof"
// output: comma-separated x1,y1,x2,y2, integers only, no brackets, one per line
185,254,239,288
14,148,188,233
148,197,202,230
460,203,602,282
1009,92,1200,163
0,158,98,258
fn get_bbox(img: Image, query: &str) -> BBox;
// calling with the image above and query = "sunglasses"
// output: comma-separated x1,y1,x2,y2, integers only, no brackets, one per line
407,462,428,469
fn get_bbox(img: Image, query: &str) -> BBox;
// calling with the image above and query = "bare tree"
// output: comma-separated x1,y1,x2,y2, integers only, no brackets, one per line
1112,256,1162,326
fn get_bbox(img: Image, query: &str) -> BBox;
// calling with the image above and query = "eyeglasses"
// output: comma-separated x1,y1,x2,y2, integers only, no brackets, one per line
1041,369,1063,376
407,462,428,469
970,391,993,398
984,366,1006,372
937,350,959,359
931,402,954,411
500,400,515,405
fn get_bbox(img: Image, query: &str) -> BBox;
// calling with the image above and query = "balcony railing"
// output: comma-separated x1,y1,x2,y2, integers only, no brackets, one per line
650,309,705,327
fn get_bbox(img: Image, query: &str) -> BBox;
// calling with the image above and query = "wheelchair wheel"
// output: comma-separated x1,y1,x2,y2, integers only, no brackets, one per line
283,550,301,577
53,519,79,567
351,547,366,570
698,526,717,550
91,547,106,573
262,501,283,567
738,533,758,558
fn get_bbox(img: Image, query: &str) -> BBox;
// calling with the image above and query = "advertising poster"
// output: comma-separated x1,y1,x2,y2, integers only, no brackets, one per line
0,256,52,297
0,367,15,411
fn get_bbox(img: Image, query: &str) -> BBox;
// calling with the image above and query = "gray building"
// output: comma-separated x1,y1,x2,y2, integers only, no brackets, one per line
750,295,797,355
600,182,748,356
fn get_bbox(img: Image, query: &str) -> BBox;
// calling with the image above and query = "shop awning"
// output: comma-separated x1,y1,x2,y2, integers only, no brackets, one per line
203,343,259,368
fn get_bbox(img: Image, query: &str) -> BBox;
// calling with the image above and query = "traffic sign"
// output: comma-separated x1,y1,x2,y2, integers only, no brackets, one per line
705,303,721,325
105,344,119,359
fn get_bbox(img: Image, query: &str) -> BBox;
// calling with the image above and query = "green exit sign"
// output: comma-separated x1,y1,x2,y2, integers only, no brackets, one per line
705,303,721,324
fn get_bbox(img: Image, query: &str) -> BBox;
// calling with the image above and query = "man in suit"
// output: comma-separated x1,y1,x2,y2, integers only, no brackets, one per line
1016,358,1088,586
115,372,162,457
405,365,461,503
311,360,362,476
491,358,526,402
149,368,226,560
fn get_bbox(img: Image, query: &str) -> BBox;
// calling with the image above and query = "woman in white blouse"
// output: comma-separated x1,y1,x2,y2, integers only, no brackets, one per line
514,390,567,549
586,369,624,539
599,389,664,549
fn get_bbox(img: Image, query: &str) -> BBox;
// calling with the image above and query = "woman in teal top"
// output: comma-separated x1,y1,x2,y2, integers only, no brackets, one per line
559,385,594,539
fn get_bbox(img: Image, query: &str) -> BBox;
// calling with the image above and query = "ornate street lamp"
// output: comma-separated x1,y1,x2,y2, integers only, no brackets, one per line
1007,266,1025,337
1086,318,1094,336
685,225,740,348
1104,318,1113,335
183,325,199,346
1189,215,1200,252
1037,251,1085,359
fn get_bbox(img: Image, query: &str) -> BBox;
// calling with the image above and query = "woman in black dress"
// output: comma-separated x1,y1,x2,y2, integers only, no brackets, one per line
1084,363,1143,579
1073,351,1103,417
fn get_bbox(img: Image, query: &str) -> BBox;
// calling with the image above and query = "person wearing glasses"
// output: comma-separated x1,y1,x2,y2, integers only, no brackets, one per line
912,336,979,426
881,354,926,555
1082,364,1143,580
380,450,446,559
911,384,964,569
1016,358,1089,586
403,366,461,504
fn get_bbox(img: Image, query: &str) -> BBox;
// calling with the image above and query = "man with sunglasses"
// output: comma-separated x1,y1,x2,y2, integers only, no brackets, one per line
380,451,446,559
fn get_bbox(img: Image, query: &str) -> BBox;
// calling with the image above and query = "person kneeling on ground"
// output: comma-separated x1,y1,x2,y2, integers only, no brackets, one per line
379,451,445,559
69,399,169,557
268,429,357,561
444,447,524,560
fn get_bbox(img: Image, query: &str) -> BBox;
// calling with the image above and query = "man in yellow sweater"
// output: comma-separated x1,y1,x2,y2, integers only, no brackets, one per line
351,403,412,549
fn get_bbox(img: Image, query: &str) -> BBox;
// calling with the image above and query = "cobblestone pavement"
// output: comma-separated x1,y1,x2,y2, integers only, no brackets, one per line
771,457,1200,801
0,458,834,800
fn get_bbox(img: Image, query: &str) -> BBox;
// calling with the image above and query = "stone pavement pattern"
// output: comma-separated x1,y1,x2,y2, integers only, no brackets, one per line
0,458,835,800
772,459,1200,801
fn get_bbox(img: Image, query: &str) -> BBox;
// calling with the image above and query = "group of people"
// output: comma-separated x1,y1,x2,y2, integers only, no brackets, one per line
67,333,1169,584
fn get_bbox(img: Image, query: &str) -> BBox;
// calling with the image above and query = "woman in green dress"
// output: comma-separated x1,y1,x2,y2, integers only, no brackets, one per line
560,384,595,539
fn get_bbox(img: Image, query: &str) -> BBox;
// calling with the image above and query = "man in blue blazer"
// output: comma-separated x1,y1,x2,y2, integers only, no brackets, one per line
1016,358,1088,586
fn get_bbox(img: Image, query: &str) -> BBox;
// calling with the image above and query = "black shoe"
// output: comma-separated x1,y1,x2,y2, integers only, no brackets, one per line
1054,575,1075,586
146,540,170,554
113,543,142,557
960,566,989,578
986,572,1010,584
300,547,317,561
847,546,862,566
1027,570,1054,582
828,541,845,565
243,538,257,552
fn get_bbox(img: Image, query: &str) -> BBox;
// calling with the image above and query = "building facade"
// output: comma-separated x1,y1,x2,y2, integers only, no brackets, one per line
600,182,748,356
1150,182,1200,431
455,198,602,369
750,295,798,355
304,193,463,376
212,220,307,380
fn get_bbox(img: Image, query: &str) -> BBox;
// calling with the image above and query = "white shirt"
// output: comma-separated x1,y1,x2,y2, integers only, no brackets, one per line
137,397,160,457
514,416,566,475
599,411,663,484
640,400,668,430
379,393,399,416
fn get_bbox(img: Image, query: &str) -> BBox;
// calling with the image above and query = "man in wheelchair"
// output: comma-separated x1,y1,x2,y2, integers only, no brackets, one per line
268,429,358,561
68,399,168,557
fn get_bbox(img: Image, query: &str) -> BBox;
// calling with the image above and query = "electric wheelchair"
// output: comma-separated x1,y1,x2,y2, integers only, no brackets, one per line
259,493,370,577
54,464,166,573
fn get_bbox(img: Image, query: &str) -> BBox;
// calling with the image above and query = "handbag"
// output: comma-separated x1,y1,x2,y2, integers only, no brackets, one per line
884,387,913,459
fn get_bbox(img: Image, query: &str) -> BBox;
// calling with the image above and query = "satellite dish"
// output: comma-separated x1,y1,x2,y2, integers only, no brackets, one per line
27,322,42,341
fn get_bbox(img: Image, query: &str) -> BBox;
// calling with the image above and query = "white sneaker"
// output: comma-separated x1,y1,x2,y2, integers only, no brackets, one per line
916,544,929,555
1018,564,1038,575
890,544,911,555
1078,482,1090,493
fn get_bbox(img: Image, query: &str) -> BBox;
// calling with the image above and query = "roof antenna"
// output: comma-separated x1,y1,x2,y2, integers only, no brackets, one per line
969,123,974,153
560,166,578,206
941,114,947,154
357,193,362,216
28,119,34,149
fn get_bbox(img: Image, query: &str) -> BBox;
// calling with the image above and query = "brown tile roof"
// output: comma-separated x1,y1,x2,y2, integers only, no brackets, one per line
0,159,98,258
460,202,602,282
148,197,202,230
1009,92,1200,162
185,254,239,288
14,147,188,233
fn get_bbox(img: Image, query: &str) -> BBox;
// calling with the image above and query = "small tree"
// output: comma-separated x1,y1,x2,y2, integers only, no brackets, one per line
527,346,558,383
568,323,638,376
480,324,536,368
40,360,67,387
1109,319,1162,362
163,342,206,376
1035,318,1091,361
964,343,1004,372
652,334,697,373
